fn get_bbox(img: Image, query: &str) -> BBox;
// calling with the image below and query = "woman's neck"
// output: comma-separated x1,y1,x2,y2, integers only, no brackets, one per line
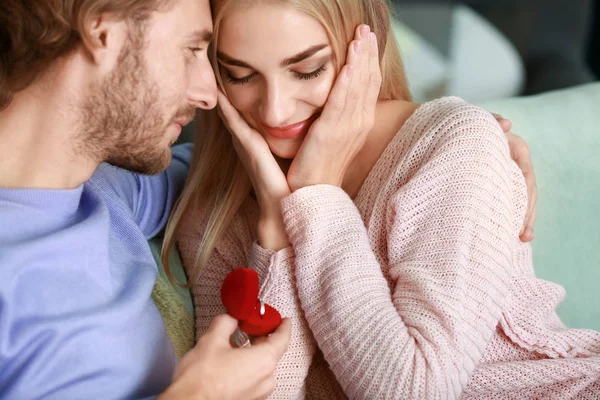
341,100,421,199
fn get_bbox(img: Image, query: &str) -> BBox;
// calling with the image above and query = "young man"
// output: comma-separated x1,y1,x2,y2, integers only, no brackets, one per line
0,0,290,398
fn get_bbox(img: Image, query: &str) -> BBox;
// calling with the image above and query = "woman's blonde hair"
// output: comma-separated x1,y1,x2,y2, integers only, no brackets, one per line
162,0,411,286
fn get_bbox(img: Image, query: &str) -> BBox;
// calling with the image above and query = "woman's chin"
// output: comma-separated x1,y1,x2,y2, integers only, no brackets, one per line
269,142,301,160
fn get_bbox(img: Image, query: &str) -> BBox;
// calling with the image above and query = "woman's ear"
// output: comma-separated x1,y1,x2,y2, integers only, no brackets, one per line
80,13,128,70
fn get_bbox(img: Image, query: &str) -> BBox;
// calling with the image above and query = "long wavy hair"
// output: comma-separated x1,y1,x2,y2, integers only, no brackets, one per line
162,0,411,285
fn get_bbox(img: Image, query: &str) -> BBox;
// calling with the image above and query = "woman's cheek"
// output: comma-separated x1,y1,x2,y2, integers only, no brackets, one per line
225,86,254,114
311,70,337,107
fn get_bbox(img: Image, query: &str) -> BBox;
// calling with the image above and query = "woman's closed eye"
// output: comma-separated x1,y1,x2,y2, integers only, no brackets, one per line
223,64,328,85
295,64,328,81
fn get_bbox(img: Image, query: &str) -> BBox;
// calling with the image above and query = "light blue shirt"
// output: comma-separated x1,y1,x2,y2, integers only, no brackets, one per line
0,145,192,399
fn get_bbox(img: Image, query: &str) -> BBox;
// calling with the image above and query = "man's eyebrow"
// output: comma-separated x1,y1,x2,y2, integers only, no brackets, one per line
217,44,329,69
186,29,214,43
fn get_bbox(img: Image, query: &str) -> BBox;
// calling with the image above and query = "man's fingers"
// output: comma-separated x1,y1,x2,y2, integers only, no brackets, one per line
527,207,537,237
492,113,512,133
206,314,239,341
500,119,513,133
252,318,291,361
521,183,537,241
250,335,269,346
505,129,538,242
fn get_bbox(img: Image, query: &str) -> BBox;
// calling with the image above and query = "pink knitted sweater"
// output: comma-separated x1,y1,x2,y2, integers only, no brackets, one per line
178,98,600,399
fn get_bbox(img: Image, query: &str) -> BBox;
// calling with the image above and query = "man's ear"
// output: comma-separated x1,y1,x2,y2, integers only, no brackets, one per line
80,13,128,70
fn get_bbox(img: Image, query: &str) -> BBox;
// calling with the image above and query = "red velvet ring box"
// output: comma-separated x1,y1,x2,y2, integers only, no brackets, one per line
220,268,282,336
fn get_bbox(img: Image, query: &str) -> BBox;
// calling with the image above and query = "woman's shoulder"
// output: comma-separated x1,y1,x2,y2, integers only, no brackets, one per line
375,96,513,181
404,96,506,149
370,97,510,181
368,96,526,211
373,97,508,172
371,97,527,243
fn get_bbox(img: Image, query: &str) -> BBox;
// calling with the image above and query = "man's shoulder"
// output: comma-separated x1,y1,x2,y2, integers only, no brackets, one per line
89,162,136,194
0,195,108,275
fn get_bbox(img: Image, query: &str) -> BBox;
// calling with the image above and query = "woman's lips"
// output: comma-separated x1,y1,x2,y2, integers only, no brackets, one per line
261,116,318,140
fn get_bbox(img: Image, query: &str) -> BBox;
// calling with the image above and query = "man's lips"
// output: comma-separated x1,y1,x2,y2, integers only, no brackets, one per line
261,115,318,140
175,117,193,127
173,117,194,135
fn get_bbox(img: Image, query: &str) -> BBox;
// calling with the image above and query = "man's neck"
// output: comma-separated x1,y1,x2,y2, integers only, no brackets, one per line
0,79,99,190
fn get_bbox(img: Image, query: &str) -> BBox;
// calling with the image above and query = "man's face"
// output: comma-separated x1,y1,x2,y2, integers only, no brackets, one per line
82,0,216,175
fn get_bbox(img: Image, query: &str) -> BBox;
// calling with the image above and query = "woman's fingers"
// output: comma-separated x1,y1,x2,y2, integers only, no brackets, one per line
286,25,382,191
342,25,372,125
365,31,382,120
317,66,352,127
318,25,375,127
217,89,253,143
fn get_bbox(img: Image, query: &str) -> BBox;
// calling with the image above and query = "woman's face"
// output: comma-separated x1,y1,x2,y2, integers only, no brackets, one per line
217,3,336,159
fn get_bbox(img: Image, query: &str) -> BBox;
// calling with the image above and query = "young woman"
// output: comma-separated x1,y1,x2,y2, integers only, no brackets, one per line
165,0,600,398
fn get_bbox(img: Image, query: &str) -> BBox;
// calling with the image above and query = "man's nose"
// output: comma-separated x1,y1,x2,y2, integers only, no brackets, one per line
187,58,218,110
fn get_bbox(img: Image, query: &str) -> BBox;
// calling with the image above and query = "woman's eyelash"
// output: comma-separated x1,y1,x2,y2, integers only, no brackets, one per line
295,64,328,80
225,73,256,85
224,64,328,85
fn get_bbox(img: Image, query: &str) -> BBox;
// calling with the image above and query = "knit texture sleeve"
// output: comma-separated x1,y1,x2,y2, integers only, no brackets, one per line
280,106,525,399
177,202,316,399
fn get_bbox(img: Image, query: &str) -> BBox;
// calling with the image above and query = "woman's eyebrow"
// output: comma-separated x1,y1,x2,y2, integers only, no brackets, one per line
217,52,252,68
281,44,328,67
217,44,329,69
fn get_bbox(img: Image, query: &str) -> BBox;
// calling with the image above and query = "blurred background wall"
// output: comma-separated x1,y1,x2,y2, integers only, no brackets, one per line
390,0,598,102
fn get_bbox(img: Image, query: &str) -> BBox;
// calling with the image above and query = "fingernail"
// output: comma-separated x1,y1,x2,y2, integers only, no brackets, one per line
346,66,354,77
354,40,361,53
361,25,370,38
370,32,376,45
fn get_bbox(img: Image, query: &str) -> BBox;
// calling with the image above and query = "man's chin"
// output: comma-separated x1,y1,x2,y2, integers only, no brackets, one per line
107,148,172,175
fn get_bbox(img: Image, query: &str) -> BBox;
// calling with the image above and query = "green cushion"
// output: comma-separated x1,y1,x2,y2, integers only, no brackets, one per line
149,238,195,359
479,83,600,330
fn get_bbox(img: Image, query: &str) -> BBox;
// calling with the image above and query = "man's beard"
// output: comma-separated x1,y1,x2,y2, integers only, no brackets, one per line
79,27,194,175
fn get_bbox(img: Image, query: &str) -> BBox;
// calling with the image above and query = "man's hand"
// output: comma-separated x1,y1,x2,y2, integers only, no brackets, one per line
159,314,291,400
493,114,538,242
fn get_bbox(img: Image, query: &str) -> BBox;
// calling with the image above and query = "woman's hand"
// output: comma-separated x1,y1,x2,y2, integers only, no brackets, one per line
492,114,537,242
217,90,291,250
287,24,382,192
